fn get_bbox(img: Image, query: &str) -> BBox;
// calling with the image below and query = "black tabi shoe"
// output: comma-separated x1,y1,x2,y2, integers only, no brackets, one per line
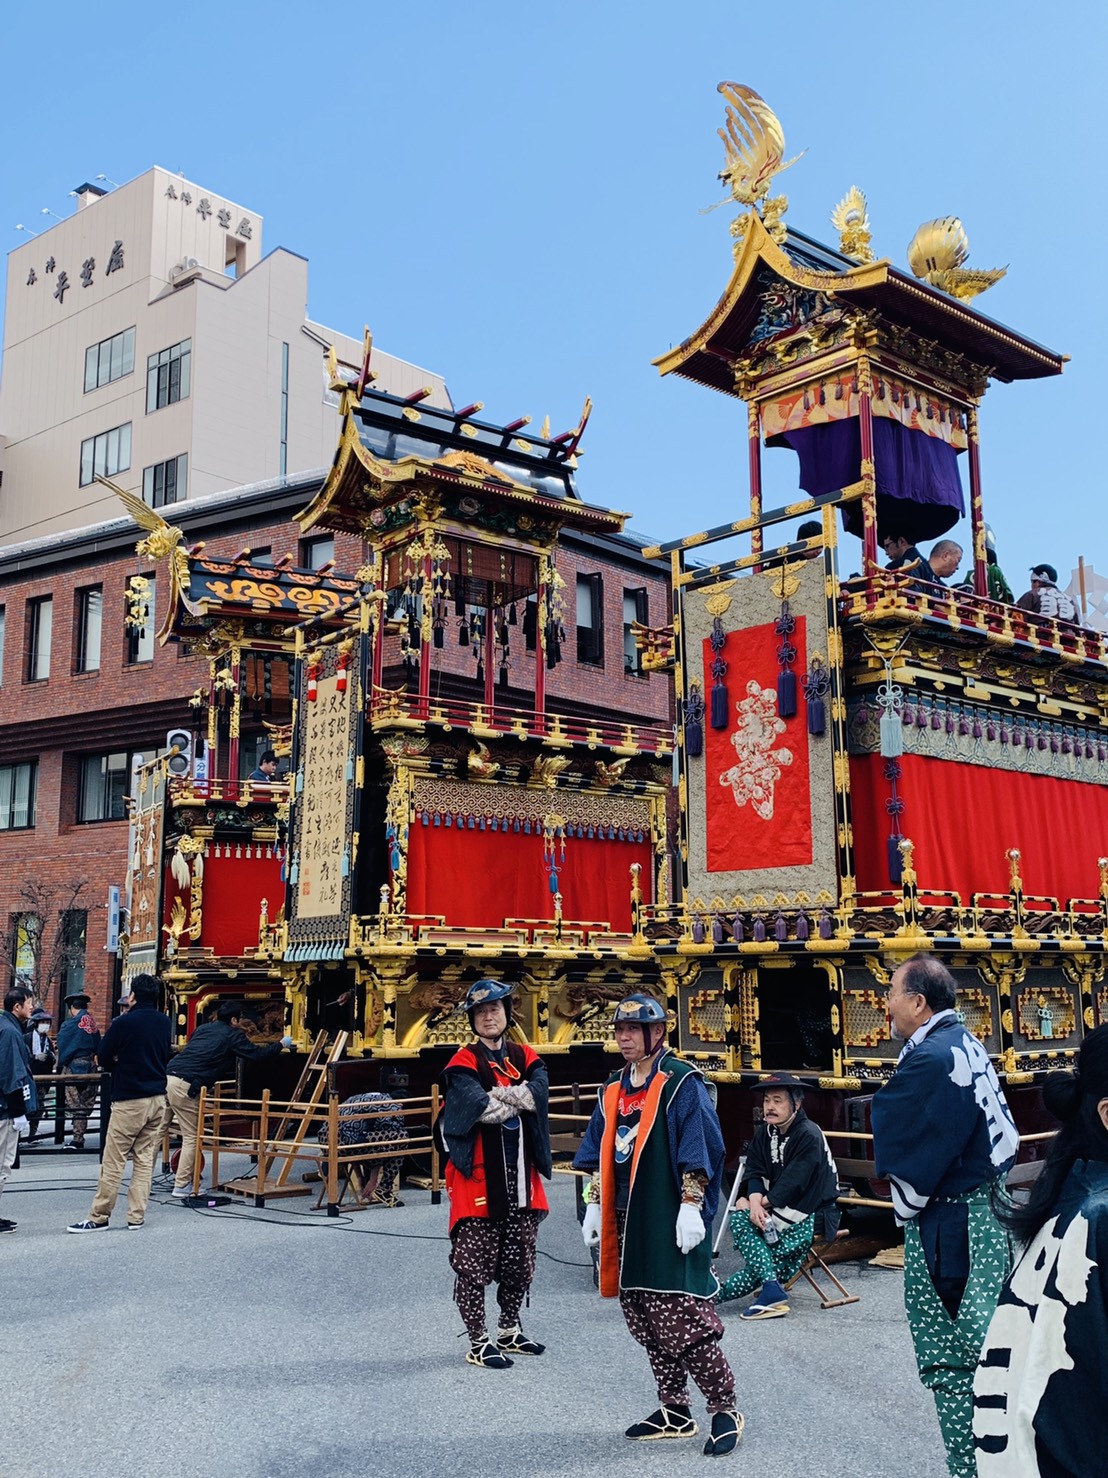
625,1404,698,1440
703,1410,744,1457
465,1339,513,1369
496,1326,545,1356
0,1219,16,1233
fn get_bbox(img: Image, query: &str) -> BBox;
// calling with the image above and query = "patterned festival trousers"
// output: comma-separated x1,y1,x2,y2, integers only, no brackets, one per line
450,1166,541,1339
717,1207,814,1302
616,1211,736,1414
65,1072,99,1146
904,1189,1011,1478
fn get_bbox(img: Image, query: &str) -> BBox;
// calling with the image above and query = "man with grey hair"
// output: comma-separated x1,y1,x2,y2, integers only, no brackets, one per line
872,956,1018,1478
929,539,963,584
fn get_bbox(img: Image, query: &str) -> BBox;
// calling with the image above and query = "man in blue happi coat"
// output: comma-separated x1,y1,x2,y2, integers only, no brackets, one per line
872,955,1018,1478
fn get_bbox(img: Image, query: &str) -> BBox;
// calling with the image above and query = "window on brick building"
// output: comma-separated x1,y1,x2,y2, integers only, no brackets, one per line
0,606,6,686
75,586,103,673
0,762,36,830
12,913,39,986
84,327,135,392
142,453,187,509
576,573,603,665
146,338,192,413
623,587,648,674
26,596,52,681
250,547,273,565
78,751,133,823
79,422,132,487
125,575,156,664
300,535,334,571
59,910,88,995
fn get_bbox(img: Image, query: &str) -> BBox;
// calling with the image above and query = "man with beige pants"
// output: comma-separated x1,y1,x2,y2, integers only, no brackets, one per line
165,1000,292,1197
67,975,171,1232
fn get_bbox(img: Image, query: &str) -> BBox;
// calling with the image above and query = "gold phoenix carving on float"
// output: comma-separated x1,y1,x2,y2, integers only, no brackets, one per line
716,82,803,248
906,217,1007,302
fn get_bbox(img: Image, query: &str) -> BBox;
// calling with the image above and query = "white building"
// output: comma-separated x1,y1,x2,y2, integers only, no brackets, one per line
0,168,450,543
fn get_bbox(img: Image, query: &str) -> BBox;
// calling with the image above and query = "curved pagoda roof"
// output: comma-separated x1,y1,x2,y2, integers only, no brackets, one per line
298,382,627,538
655,213,1066,396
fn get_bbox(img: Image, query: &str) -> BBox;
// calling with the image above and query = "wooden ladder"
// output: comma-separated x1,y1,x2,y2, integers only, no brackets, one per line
221,1030,349,1204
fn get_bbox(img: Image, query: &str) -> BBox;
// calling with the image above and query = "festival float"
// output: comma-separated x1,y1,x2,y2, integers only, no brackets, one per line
117,85,1106,1140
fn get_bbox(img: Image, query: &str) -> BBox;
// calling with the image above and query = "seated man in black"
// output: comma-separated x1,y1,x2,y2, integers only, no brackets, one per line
881,531,936,588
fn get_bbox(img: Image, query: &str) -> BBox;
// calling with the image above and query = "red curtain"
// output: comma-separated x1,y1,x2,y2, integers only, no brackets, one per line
406,824,653,930
703,618,813,872
197,852,286,955
850,752,1108,903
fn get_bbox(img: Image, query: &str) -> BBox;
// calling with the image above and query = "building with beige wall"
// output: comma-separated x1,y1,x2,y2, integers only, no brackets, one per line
0,167,450,542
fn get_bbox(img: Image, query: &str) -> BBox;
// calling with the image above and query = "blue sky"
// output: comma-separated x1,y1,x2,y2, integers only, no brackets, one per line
2,2,1104,594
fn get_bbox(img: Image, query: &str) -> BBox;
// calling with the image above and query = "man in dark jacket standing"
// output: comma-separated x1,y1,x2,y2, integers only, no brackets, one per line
0,987,35,1233
67,975,172,1232
166,999,292,1197
57,990,101,1148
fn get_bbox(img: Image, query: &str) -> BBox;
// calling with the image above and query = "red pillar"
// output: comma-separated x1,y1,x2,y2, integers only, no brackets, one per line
748,402,763,557
418,553,432,719
483,603,496,714
967,407,987,598
858,361,879,576
534,573,546,730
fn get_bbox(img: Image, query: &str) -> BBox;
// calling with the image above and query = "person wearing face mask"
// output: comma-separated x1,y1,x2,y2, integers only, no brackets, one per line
439,979,551,1369
872,955,1018,1478
573,994,741,1457
24,1009,57,1138
718,1072,838,1320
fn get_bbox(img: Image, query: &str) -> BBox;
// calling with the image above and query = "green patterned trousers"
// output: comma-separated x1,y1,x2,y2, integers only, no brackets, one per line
717,1207,814,1302
903,1188,1011,1478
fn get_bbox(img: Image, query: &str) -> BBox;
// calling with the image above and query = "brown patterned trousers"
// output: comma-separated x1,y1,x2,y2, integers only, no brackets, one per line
617,1211,736,1414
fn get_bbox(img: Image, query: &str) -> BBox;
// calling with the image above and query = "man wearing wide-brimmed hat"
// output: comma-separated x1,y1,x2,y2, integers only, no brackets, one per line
718,1071,838,1320
56,992,100,1149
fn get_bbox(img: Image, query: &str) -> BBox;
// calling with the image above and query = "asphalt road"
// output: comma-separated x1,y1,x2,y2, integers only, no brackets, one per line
2,1152,947,1478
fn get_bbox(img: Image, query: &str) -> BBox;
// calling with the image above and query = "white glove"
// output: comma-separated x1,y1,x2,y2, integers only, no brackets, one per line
676,1202,706,1255
280,1035,294,1049
582,1203,602,1248
12,1116,30,1136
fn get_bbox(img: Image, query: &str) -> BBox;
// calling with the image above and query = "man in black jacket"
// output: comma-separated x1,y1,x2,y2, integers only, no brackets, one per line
718,1072,838,1319
67,975,172,1232
166,1000,292,1197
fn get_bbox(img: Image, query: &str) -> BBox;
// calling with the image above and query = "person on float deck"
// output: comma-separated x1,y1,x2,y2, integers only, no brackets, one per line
440,979,551,1369
574,993,742,1458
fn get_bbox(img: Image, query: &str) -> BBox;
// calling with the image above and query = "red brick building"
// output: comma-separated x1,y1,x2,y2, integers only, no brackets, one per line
0,467,671,1021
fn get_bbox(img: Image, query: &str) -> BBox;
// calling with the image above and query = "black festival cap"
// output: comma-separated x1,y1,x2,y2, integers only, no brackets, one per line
753,1071,806,1092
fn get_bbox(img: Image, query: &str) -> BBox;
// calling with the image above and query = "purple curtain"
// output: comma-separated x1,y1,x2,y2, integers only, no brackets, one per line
773,418,964,542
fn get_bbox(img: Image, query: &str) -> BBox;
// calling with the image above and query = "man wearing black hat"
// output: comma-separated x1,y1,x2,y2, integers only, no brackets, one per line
56,992,101,1149
440,979,551,1369
718,1072,838,1319
1017,564,1077,623
574,993,741,1457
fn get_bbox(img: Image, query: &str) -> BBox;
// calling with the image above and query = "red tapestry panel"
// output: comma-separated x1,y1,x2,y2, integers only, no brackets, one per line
197,852,286,956
703,619,813,873
406,825,653,931
850,752,1108,903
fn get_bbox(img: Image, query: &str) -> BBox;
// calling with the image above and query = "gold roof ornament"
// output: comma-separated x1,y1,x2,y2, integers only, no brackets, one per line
831,186,874,264
716,82,803,249
906,216,1007,302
